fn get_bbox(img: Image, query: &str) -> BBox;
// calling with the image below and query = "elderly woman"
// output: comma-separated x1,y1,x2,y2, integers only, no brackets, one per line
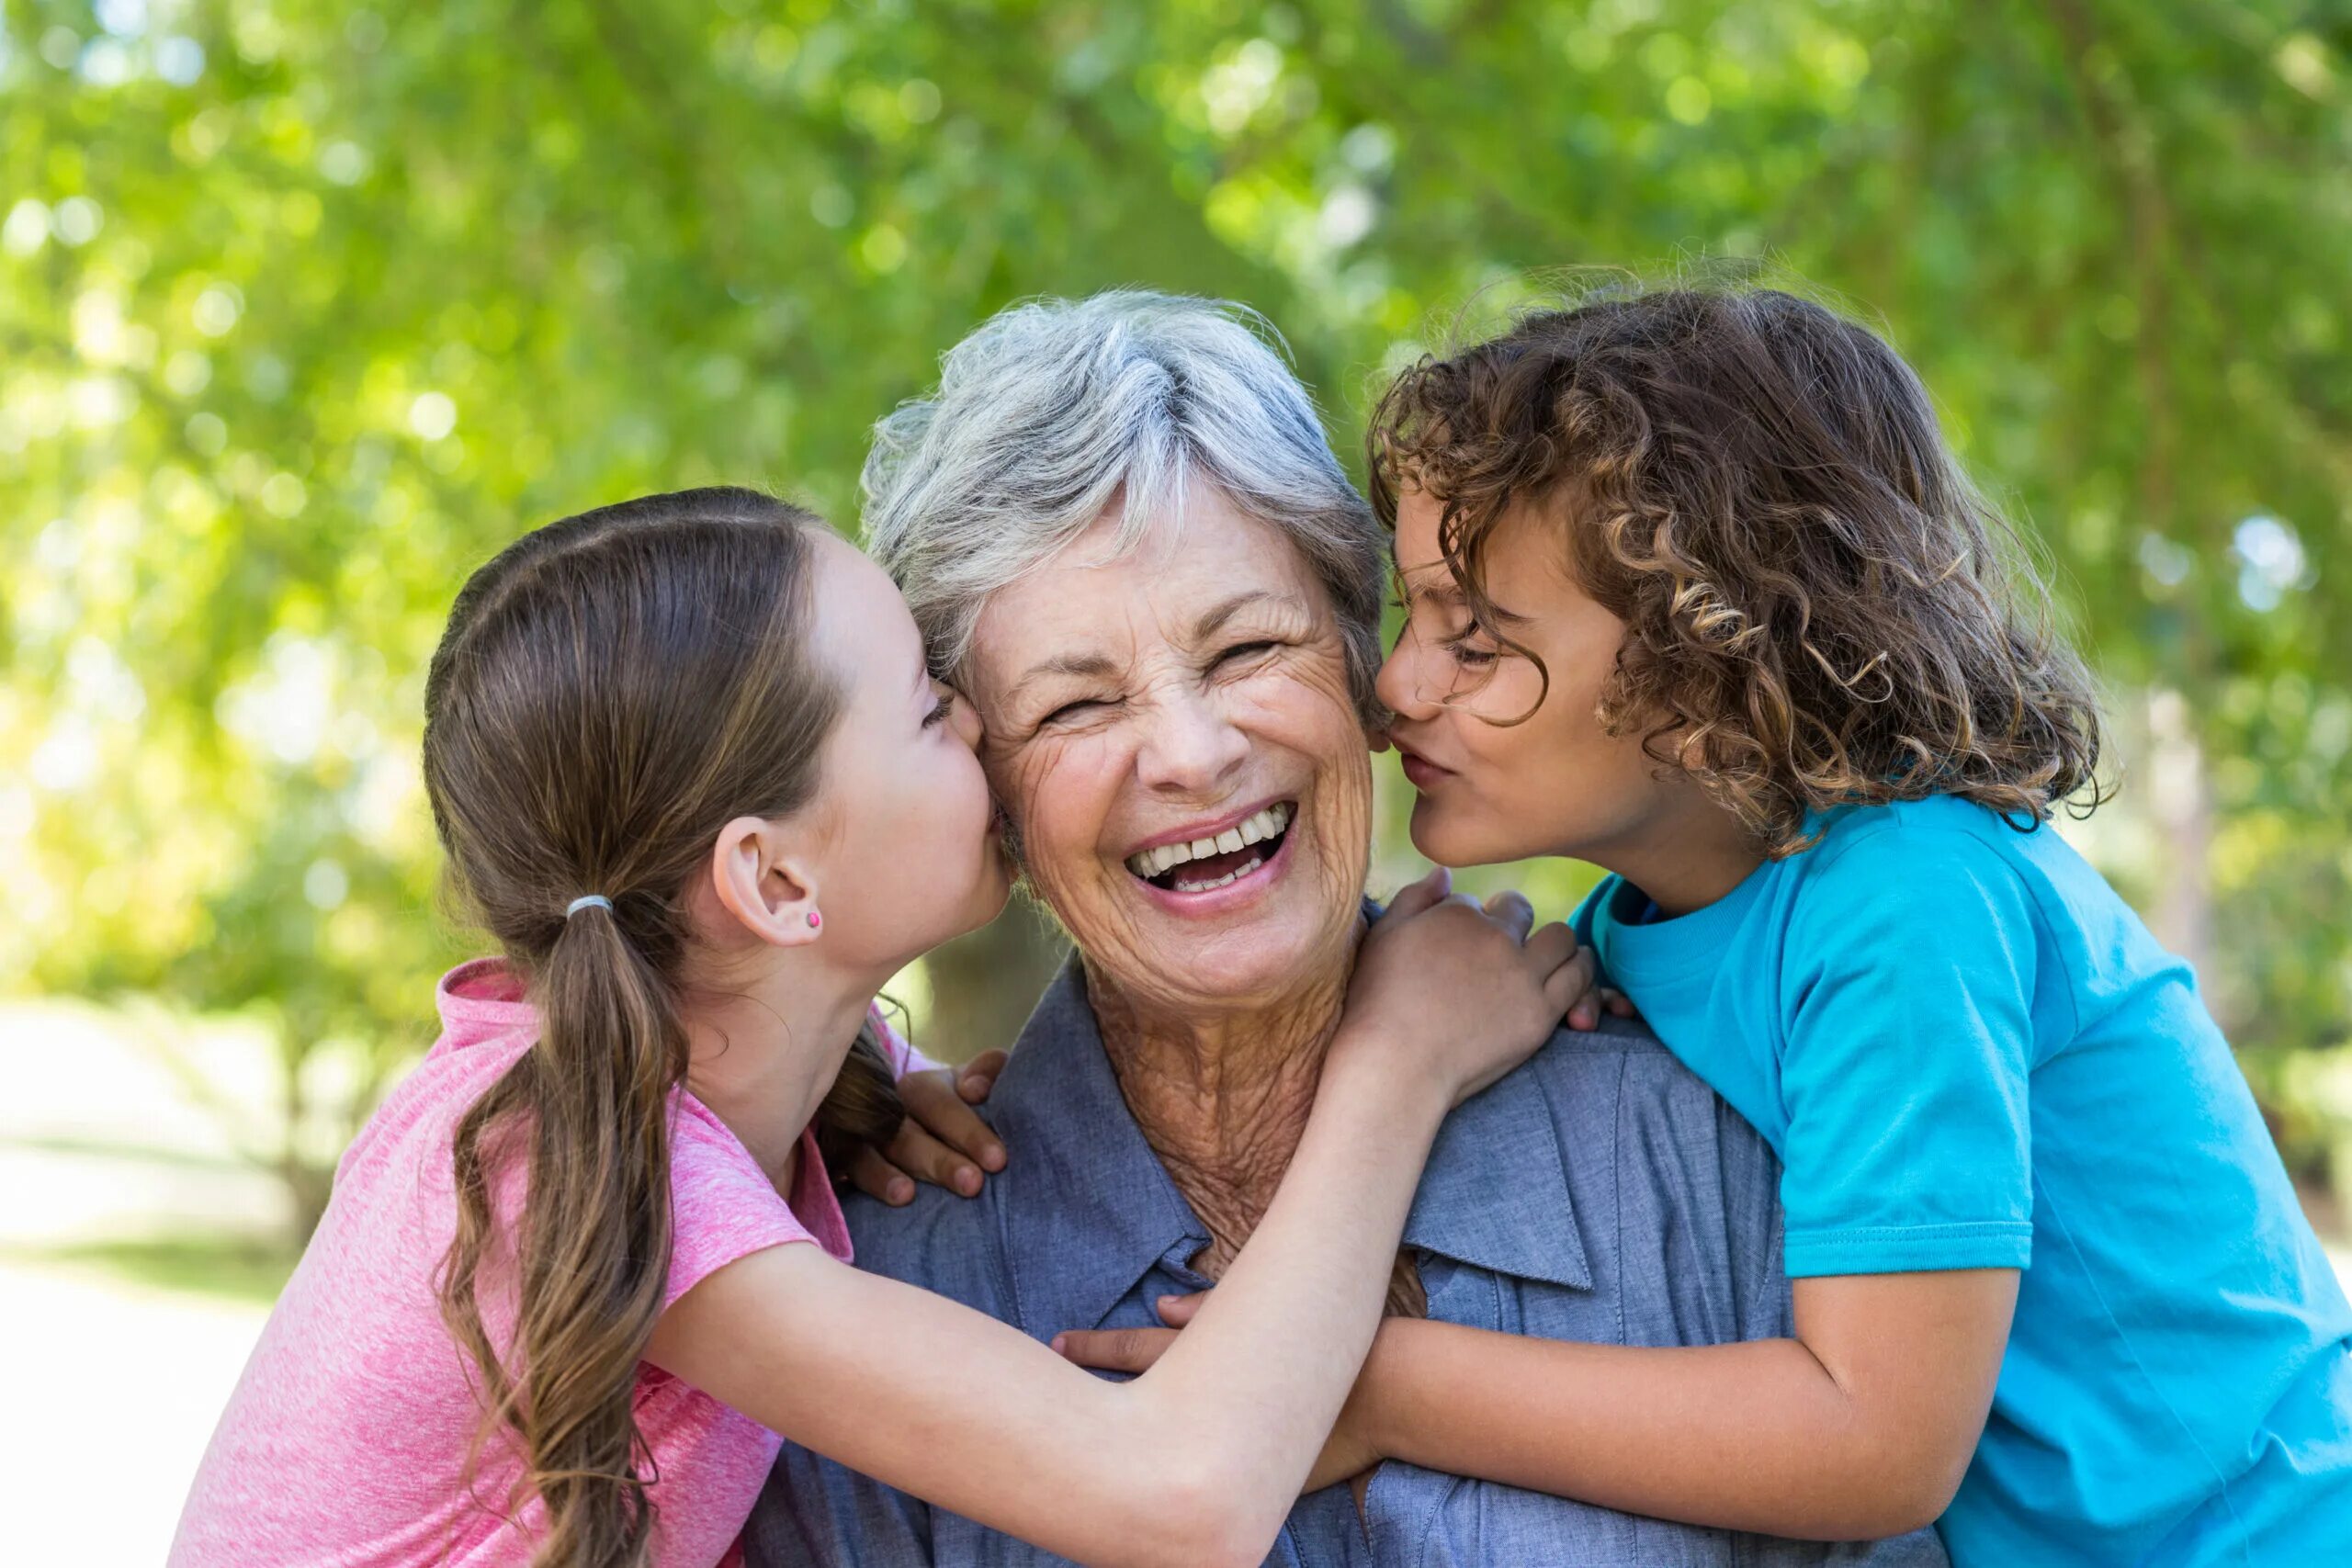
747,294,1945,1566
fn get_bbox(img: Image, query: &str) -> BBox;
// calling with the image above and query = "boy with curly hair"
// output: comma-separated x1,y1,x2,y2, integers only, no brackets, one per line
1356,282,2352,1563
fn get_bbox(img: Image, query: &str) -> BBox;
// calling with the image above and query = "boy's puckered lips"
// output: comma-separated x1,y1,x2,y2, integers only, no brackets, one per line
1387,733,1455,790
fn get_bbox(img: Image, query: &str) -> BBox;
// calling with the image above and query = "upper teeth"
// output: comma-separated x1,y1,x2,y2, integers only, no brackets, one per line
1126,803,1292,879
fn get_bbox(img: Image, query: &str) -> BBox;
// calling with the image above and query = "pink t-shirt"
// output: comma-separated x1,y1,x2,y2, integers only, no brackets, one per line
171,959,936,1568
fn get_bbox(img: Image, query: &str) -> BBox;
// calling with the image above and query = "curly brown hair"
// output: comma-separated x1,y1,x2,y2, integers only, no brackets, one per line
1368,280,2105,855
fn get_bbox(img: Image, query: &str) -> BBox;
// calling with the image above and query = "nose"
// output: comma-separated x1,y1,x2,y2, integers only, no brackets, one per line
1374,625,1442,721
1135,685,1249,796
950,689,984,749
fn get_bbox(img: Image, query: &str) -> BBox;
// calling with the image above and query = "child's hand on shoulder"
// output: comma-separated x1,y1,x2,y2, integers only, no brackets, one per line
1340,866,1587,1105
1569,982,1638,1032
842,1050,1011,1205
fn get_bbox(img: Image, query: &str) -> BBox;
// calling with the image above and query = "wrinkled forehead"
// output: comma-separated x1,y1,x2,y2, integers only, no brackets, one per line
965,494,1326,689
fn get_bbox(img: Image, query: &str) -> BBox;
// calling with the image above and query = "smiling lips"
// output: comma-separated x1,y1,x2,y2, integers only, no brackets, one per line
1124,802,1295,894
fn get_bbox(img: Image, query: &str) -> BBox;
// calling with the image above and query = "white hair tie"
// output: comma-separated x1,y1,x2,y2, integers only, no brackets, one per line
565,894,614,918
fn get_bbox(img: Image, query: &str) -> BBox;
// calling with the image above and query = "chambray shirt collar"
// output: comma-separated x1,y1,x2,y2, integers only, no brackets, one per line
987,937,1591,1344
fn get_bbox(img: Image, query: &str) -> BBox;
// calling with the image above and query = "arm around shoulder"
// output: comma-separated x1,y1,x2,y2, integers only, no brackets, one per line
1344,1265,2014,1539
651,1242,1295,1568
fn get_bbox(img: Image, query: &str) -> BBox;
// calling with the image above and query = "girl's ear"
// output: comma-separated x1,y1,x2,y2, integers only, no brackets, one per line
708,814,823,949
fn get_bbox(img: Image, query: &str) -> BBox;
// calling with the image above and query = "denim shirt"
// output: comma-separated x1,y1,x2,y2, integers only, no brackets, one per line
748,956,1948,1567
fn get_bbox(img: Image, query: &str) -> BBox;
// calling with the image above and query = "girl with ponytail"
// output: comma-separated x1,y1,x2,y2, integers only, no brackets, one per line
173,487,1585,1568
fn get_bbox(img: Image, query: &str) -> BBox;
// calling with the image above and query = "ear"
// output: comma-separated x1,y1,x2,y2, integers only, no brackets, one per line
707,815,824,949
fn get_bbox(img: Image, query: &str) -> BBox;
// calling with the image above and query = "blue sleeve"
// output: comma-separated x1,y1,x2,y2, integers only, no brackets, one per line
1775,828,2037,1278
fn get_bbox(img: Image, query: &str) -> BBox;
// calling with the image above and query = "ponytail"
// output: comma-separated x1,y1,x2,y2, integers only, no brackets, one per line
440,901,687,1568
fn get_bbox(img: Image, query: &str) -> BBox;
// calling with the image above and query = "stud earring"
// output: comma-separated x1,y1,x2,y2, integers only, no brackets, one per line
807,910,821,930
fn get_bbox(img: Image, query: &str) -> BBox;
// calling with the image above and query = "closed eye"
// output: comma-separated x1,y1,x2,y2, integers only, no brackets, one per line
922,691,956,728
1441,629,1500,668
1216,640,1281,667
1037,697,1107,728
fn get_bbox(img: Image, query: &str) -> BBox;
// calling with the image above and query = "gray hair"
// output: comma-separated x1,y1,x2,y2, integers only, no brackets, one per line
861,290,1387,717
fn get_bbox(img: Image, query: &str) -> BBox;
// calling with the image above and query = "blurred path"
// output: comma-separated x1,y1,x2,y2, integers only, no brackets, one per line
1,999,285,1561
0,1257,266,1562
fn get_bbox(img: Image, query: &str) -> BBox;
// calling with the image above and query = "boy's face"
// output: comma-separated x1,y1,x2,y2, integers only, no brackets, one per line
1375,486,1695,872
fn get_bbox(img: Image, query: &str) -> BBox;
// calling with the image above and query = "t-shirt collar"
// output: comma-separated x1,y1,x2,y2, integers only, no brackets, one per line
435,957,534,1043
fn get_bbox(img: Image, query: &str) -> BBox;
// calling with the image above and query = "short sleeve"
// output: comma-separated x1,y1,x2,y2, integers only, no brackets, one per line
1776,828,2037,1278
663,1100,823,1312
871,1004,944,1078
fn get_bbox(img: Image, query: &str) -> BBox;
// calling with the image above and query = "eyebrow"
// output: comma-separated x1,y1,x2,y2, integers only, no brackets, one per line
1001,592,1312,708
1004,650,1125,706
1396,567,1532,626
1193,589,1304,640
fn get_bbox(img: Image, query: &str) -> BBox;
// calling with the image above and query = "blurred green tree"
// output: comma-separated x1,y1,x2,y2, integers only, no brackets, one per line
5,0,2346,1241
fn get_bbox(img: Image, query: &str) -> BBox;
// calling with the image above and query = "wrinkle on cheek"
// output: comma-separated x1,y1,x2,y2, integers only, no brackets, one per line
1316,755,1375,908
992,728,1139,949
1258,644,1356,715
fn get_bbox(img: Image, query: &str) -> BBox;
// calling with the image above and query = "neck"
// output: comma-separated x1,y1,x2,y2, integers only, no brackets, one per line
1087,935,1359,1272
1589,784,1766,919
678,950,883,1191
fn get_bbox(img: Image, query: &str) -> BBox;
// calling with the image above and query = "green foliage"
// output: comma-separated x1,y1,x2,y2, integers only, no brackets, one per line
6,0,2347,1216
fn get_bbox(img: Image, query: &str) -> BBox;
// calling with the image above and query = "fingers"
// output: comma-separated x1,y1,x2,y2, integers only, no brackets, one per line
884,1118,984,1197
899,1066,1007,1173
1566,957,1608,1030
1381,864,1453,922
1154,1292,1206,1326
1049,1325,1181,1374
956,1049,1010,1107
1481,888,1535,944
844,1143,916,1207
1603,987,1638,1019
1545,946,1600,1026
1523,920,1579,976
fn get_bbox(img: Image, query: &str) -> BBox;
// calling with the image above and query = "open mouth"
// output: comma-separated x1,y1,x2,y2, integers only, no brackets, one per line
1123,801,1295,896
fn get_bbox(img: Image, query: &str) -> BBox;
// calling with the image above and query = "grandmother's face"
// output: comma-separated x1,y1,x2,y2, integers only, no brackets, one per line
967,490,1373,1014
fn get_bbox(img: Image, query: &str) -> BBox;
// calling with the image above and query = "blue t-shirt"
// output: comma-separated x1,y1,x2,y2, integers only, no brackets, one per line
1576,796,2352,1565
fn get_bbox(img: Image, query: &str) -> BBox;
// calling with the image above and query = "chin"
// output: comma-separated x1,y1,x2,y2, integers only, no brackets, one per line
1408,798,1479,868
1409,791,1550,870
968,857,1017,929
926,855,1015,950
1145,905,1339,1008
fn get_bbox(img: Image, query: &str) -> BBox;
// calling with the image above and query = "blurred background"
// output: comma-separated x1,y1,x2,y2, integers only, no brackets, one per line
4,0,2347,1556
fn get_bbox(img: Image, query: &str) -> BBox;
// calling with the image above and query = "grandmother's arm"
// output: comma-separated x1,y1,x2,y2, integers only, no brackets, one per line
841,1043,1011,1205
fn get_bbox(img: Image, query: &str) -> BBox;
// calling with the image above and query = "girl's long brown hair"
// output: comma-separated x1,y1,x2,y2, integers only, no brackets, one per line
1370,280,2106,854
421,488,905,1567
